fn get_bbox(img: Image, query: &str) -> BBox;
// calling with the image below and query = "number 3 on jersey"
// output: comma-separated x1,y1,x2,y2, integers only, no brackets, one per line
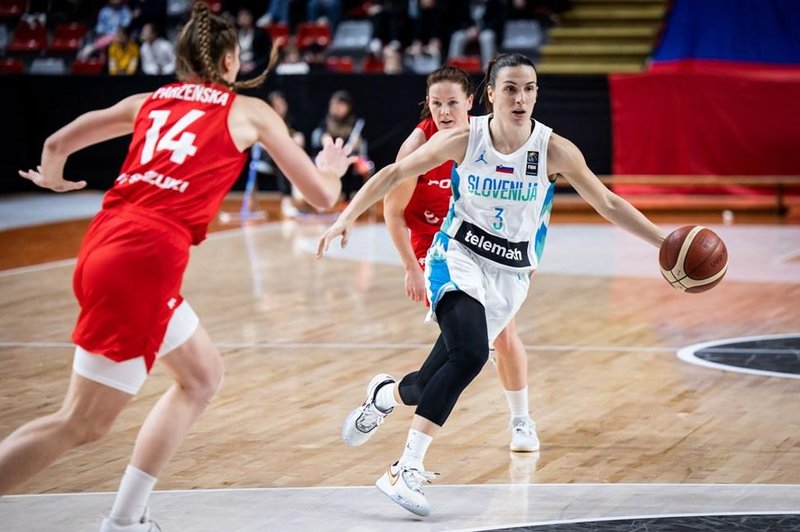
141,109,205,165
493,207,505,231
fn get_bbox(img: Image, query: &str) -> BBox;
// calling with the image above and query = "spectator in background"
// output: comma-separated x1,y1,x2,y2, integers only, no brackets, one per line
266,91,306,218
407,0,443,59
307,0,340,31
383,44,407,74
364,0,408,49
312,91,369,201
79,0,133,58
275,43,310,74
256,0,291,27
237,8,272,75
447,0,502,68
139,23,175,75
108,26,139,75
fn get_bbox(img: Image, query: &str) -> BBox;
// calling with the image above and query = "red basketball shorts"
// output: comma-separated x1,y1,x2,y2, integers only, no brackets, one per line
72,204,192,372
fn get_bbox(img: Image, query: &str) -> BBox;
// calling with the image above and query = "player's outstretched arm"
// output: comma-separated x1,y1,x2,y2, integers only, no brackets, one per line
549,134,667,248
384,128,427,301
19,93,149,192
243,97,356,210
317,127,468,258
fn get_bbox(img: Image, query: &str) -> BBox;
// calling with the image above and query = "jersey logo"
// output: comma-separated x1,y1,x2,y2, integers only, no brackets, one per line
496,165,514,174
474,151,488,165
423,210,441,225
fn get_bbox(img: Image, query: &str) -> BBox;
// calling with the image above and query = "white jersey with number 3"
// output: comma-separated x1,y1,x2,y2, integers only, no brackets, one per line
440,115,554,271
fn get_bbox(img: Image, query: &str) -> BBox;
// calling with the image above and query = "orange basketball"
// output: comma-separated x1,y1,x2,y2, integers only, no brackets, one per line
659,226,728,293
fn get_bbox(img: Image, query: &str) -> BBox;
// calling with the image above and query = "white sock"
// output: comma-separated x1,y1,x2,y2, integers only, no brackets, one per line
504,387,530,420
109,465,158,525
398,429,433,468
375,382,398,412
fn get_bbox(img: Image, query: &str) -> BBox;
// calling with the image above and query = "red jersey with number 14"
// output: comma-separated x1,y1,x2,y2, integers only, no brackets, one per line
404,117,455,266
104,82,247,244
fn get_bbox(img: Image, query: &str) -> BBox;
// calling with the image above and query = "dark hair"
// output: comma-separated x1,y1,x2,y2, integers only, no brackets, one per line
420,65,473,119
175,1,276,90
331,90,353,106
480,53,537,113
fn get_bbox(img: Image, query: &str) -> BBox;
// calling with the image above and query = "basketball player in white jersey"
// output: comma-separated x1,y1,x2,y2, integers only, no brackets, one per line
318,53,668,517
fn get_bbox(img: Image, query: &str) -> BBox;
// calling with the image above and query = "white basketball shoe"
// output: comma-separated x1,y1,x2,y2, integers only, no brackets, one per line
376,462,438,517
99,508,161,532
341,373,395,446
509,416,540,452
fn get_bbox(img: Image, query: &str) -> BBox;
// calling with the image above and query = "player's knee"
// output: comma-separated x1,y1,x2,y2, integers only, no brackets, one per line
185,346,224,404
457,343,489,376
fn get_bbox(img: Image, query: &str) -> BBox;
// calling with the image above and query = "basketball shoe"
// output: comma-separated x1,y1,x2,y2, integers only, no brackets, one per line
509,416,540,452
99,507,161,532
375,462,438,517
341,373,395,446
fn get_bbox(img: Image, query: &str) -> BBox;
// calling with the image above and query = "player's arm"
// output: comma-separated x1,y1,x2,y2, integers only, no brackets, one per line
384,128,427,301
549,134,667,248
244,97,354,209
19,93,149,192
385,129,426,271
318,127,468,256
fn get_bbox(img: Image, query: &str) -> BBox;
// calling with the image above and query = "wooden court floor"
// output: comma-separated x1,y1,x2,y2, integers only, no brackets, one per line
0,201,798,500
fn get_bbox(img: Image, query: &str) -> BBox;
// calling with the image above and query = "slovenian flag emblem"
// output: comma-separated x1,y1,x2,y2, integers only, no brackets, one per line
496,165,514,174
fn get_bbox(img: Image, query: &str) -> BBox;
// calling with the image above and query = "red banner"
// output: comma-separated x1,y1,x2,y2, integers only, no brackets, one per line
610,68,800,195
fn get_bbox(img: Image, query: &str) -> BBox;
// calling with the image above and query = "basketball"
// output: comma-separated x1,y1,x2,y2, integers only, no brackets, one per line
659,226,728,293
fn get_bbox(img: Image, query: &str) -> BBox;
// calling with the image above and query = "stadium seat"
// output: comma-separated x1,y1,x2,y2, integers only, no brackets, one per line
0,0,26,19
501,20,543,56
6,18,46,53
297,22,330,51
30,56,66,74
0,23,8,51
325,55,354,73
327,20,372,57
49,22,86,53
0,56,23,74
263,22,289,47
72,56,106,75
362,54,384,73
447,56,482,73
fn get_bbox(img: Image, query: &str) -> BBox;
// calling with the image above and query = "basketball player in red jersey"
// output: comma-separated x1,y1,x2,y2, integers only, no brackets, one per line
0,3,355,531
383,66,539,452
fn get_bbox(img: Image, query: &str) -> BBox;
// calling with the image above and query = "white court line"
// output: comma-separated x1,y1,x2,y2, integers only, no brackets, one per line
0,340,676,353
677,333,800,380
5,482,800,498
453,510,800,532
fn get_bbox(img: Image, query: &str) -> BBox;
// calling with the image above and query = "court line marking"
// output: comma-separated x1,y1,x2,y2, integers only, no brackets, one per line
5,482,800,498
453,510,800,532
677,333,800,380
0,340,677,353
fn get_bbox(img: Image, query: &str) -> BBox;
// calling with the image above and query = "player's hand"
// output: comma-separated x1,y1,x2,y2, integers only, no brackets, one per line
317,217,351,258
18,165,86,193
315,137,358,179
405,266,426,302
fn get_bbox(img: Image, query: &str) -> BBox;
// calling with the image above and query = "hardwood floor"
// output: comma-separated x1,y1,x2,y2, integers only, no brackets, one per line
1,208,798,497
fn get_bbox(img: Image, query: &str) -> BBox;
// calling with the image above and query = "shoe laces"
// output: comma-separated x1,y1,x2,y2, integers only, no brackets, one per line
400,466,439,494
356,403,389,432
511,417,535,437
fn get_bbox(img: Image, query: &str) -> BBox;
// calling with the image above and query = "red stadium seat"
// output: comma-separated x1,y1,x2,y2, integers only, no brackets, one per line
263,22,289,47
297,22,330,51
0,56,24,74
447,56,482,73
72,56,106,75
6,18,46,53
49,22,86,53
362,55,384,73
0,0,26,19
325,55,354,73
